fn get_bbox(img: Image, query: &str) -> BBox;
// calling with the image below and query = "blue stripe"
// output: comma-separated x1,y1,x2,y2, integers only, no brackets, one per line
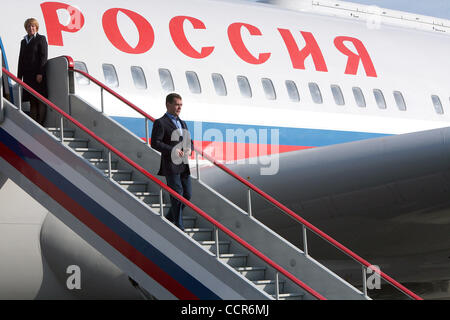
0,127,220,299
0,36,15,103
113,116,389,147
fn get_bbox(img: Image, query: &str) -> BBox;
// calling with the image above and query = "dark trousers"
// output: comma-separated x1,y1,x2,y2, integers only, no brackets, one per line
29,95,46,126
165,172,192,230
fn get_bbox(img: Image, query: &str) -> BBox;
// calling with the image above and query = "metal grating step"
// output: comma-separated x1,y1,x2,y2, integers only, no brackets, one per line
273,292,304,300
117,181,148,192
219,253,248,267
74,147,103,158
184,228,214,241
182,216,197,228
148,203,170,208
199,240,231,254
46,127,75,138
235,266,266,281
62,137,89,148
103,169,133,180
132,191,159,204
87,158,118,170
253,279,285,295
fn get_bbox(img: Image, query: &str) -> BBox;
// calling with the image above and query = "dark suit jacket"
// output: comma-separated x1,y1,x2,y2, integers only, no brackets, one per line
151,114,193,176
17,33,48,100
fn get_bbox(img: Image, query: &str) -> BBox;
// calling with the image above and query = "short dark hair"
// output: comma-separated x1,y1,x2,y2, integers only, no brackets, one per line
166,93,182,104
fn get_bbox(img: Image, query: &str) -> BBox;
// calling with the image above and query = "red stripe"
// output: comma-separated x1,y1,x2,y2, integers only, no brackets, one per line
195,141,310,161
141,138,311,161
0,140,197,299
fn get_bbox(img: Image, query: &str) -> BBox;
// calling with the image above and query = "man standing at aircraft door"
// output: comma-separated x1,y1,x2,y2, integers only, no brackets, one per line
151,93,193,230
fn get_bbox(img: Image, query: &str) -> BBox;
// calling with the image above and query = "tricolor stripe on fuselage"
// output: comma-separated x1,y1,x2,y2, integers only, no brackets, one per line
114,116,390,160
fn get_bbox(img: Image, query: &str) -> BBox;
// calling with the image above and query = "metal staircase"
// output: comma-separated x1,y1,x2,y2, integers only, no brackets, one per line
0,55,422,300
45,124,305,300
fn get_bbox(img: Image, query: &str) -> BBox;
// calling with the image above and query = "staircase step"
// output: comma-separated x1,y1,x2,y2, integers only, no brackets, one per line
184,228,213,241
199,240,231,254
273,292,304,300
46,127,75,138
235,266,266,281
74,147,103,158
182,216,197,228
133,192,159,197
103,169,133,180
219,253,248,267
252,279,285,295
132,191,159,203
88,158,118,169
62,137,89,148
149,203,170,208
150,206,170,215
118,181,148,192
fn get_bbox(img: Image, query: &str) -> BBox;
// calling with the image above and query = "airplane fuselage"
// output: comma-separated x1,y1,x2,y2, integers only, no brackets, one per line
1,0,450,299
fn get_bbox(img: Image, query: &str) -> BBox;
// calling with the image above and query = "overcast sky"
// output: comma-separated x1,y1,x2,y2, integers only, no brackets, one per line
251,0,450,20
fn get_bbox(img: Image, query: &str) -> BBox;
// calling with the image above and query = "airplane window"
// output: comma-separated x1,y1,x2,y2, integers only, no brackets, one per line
285,80,300,102
261,78,276,100
186,71,201,94
352,87,366,108
74,61,89,85
308,82,323,104
431,95,444,114
102,63,119,88
130,66,147,90
331,84,345,106
159,68,175,92
393,91,407,111
373,89,387,109
237,75,252,98
211,73,227,96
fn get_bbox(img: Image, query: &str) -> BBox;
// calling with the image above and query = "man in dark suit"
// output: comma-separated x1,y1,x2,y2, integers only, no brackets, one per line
151,93,193,230
17,18,48,125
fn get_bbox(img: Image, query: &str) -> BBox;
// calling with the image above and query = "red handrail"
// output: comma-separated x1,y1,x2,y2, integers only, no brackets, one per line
2,66,326,300
68,63,422,300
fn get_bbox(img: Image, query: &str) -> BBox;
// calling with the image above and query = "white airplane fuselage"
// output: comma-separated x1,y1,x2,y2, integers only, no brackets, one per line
1,0,450,299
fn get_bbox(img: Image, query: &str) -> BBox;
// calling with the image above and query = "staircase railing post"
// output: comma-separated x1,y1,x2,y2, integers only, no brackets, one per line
100,87,104,113
303,225,309,256
275,272,280,300
214,226,220,259
195,151,200,181
159,188,164,218
247,189,252,217
362,266,368,298
107,150,112,179
145,118,149,145
18,85,22,111
60,115,64,142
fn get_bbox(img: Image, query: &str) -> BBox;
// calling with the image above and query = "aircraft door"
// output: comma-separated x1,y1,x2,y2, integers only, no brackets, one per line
0,36,13,104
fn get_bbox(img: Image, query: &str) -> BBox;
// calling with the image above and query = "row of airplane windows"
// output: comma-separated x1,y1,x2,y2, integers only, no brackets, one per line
74,62,448,115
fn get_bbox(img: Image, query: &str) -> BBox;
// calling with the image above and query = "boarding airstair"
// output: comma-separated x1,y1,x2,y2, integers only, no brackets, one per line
0,55,421,300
